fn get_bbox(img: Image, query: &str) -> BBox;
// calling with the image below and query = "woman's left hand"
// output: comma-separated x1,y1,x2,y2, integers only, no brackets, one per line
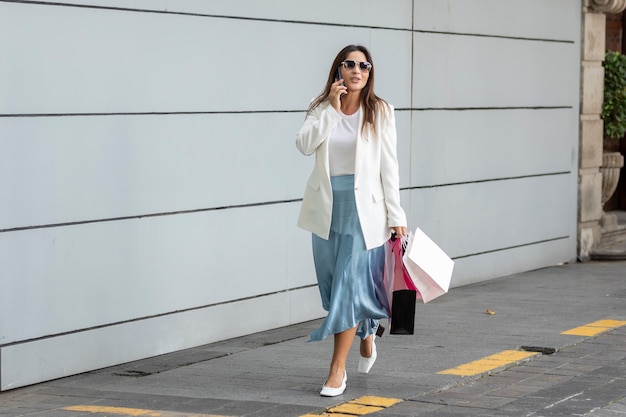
391,226,407,238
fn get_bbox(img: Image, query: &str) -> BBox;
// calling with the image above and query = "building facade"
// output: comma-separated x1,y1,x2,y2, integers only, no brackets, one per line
1,0,583,390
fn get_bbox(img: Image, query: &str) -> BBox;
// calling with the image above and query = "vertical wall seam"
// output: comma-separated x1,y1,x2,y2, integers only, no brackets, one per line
409,0,415,207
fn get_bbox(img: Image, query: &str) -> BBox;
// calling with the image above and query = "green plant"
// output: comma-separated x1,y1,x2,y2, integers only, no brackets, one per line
602,51,626,139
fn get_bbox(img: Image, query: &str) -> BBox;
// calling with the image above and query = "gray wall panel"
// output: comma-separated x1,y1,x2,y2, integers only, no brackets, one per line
0,202,313,343
413,33,578,108
0,2,412,114
412,109,577,186
444,239,575,287
0,285,324,391
0,113,307,229
414,0,579,40
0,0,581,389
409,175,574,261
33,0,414,30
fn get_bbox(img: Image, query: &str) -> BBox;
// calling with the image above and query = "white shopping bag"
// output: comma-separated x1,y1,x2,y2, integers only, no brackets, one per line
402,227,454,303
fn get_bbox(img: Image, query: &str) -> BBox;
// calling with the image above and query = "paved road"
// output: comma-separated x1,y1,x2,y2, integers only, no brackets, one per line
1,260,625,416
395,326,626,416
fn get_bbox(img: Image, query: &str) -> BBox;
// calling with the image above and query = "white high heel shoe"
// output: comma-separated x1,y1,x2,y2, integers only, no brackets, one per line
320,371,347,397
358,335,377,374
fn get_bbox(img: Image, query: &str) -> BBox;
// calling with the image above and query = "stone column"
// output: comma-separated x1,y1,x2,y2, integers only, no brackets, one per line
579,1,606,261
579,0,626,261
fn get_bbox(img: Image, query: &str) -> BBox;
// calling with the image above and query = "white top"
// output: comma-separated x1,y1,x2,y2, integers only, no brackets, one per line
328,109,359,176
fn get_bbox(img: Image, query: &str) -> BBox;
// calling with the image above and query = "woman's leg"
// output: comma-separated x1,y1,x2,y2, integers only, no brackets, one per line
356,319,378,358
325,326,358,388
359,333,374,358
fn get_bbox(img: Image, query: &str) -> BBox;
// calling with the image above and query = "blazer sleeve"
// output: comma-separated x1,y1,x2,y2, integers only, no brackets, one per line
380,104,407,228
296,102,343,156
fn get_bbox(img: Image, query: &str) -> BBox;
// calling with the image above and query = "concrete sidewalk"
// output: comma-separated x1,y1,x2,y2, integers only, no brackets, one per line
1,260,625,416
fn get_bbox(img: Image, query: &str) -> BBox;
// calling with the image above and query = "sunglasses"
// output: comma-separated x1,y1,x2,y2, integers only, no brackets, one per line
340,60,372,72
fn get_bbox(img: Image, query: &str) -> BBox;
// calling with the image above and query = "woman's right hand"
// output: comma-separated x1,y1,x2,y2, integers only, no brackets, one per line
330,79,347,112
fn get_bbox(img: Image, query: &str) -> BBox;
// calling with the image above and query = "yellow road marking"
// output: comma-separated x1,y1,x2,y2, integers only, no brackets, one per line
64,406,161,416
328,403,384,415
348,395,402,408
63,405,230,417
561,319,626,336
438,350,539,376
300,395,402,416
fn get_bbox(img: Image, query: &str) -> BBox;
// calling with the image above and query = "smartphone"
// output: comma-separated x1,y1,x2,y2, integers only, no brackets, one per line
336,68,345,97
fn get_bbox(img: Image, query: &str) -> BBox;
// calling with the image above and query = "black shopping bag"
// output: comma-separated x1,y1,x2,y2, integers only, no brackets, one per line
390,289,416,335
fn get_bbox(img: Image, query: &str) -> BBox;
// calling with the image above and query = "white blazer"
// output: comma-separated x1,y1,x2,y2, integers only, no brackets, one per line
296,101,407,250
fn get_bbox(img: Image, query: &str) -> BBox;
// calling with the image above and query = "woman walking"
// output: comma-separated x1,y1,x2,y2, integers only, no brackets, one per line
296,45,407,397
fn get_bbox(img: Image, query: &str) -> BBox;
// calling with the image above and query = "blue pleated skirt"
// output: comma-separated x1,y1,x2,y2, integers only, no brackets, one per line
310,175,389,341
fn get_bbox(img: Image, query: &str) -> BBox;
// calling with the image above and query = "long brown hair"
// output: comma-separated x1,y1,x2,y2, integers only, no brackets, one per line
308,45,387,134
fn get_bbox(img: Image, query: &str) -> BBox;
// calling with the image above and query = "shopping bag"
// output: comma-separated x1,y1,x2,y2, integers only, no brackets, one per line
391,234,418,292
390,289,416,335
383,235,418,315
386,234,420,334
402,227,454,303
